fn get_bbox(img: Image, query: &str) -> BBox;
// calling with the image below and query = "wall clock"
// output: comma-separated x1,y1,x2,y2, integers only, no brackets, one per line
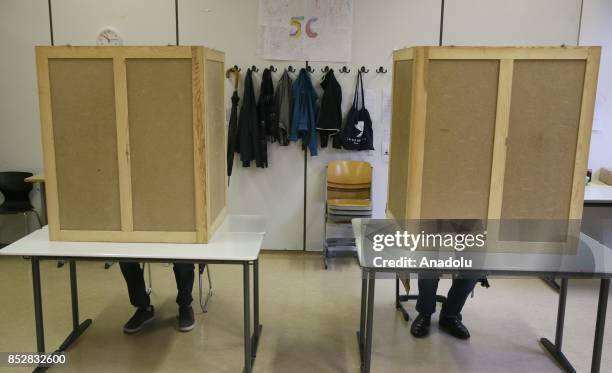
96,27,123,46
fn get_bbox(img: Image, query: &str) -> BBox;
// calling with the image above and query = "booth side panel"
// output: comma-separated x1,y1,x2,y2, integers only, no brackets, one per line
387,59,413,220
204,55,227,240
501,60,586,221
48,58,122,231
127,58,196,233
420,60,499,220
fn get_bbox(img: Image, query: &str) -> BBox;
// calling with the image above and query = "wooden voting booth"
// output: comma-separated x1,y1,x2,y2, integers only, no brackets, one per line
387,46,601,248
36,46,227,243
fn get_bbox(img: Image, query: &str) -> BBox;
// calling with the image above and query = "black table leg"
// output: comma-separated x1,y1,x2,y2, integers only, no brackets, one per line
540,278,576,372
243,263,252,373
31,259,92,373
357,274,367,362
541,277,561,293
57,261,92,351
395,276,410,321
251,259,263,358
362,273,376,373
591,278,609,373
32,258,45,353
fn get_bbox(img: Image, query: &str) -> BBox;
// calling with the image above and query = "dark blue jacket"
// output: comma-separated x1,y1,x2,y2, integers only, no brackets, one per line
290,69,318,156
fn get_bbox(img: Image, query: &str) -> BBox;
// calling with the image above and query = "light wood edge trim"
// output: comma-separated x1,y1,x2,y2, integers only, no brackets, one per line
406,47,427,219
57,230,197,243
385,60,398,219
207,206,228,243
113,54,134,231
393,48,414,61
39,46,192,59
427,46,591,60
220,57,228,218
192,47,207,242
569,47,601,220
35,47,61,239
204,52,228,226
25,175,46,183
204,48,225,63
487,59,514,221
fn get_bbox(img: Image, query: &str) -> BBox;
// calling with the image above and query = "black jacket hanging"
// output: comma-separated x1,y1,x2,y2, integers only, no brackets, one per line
259,68,279,145
237,69,262,167
227,90,240,179
274,70,293,146
316,70,342,148
341,71,374,151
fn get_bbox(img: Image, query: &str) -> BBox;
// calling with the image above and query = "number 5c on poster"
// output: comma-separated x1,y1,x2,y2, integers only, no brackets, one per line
290,16,319,38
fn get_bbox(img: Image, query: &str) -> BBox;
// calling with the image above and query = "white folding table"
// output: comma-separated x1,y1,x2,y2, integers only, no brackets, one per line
353,219,612,373
0,214,266,373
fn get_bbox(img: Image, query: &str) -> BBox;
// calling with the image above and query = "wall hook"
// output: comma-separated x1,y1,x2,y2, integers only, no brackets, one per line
251,65,259,73
321,66,331,74
287,65,296,73
376,66,388,74
339,66,351,73
359,66,370,73
305,65,315,73
269,65,278,72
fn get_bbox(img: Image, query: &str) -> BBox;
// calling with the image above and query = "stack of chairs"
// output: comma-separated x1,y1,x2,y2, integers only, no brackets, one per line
324,160,373,269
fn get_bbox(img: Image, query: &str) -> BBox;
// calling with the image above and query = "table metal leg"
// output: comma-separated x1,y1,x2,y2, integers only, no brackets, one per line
243,263,252,373
357,273,367,362
362,273,375,373
57,261,92,352
31,259,92,372
251,259,262,357
541,277,562,293
31,258,45,353
39,182,47,226
540,278,576,372
591,278,609,373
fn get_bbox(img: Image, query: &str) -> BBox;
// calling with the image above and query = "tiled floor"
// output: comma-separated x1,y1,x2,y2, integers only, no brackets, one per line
0,252,610,372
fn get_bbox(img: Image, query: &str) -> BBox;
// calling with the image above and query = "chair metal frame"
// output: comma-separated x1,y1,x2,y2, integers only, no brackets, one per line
323,161,373,269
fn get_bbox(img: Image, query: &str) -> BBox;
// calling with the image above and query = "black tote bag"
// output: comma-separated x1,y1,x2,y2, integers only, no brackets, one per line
341,71,374,151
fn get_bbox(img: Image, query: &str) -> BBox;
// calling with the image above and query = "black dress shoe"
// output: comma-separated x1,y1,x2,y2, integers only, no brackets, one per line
439,315,470,339
410,313,431,338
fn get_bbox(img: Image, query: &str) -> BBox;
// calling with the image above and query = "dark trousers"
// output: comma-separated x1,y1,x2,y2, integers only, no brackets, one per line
416,277,479,317
120,262,195,308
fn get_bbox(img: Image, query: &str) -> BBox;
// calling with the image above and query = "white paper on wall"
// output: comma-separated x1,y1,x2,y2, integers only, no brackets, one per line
258,0,353,62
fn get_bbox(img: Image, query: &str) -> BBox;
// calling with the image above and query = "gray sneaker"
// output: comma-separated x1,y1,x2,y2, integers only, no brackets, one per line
178,306,195,332
123,305,155,334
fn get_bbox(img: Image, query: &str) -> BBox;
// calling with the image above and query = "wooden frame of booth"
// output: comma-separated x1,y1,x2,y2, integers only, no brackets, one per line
387,46,601,251
36,46,227,243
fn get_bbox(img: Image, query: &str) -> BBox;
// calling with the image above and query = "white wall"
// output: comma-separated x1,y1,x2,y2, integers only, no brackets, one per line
580,0,612,178
1,0,610,249
0,0,49,173
443,0,582,45
0,0,50,239
51,0,176,45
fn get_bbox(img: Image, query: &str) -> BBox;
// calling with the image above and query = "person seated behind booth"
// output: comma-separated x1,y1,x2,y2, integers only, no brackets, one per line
410,277,478,339
120,262,196,333
410,219,484,339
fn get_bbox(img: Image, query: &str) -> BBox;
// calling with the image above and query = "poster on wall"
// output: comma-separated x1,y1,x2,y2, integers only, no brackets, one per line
258,0,354,62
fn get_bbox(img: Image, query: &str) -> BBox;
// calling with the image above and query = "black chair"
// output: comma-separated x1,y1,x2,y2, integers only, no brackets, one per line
0,172,42,242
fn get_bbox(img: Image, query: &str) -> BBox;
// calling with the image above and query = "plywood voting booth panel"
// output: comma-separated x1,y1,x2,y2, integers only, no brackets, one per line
36,46,227,243
387,46,600,246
